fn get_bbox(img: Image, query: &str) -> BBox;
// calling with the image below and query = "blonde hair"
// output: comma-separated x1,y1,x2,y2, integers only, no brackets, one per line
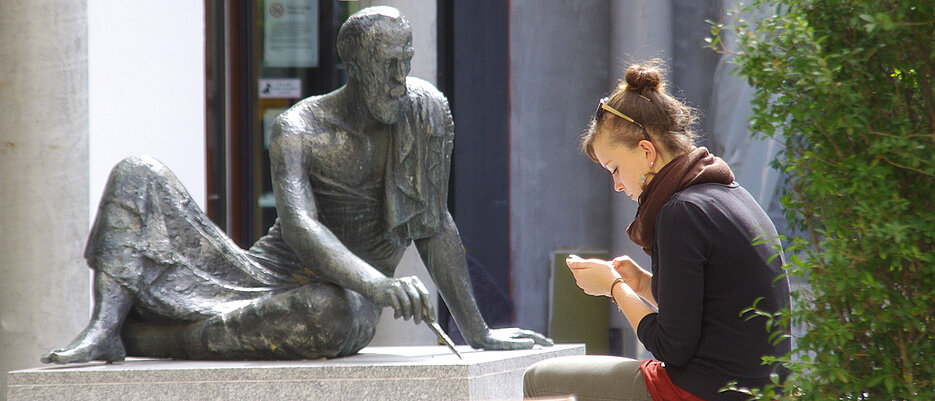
581,59,697,162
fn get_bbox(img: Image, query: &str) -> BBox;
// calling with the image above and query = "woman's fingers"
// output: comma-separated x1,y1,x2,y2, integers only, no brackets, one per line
566,255,611,270
566,259,620,296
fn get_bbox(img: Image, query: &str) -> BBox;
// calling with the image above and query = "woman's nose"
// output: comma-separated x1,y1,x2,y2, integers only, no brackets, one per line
613,176,625,192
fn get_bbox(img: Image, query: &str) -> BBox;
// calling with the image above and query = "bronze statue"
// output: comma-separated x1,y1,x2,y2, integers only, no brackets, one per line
42,6,550,364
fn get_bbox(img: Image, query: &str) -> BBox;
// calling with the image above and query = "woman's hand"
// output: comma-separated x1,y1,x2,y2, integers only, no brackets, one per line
611,256,649,294
565,255,620,297
611,255,655,307
568,255,655,335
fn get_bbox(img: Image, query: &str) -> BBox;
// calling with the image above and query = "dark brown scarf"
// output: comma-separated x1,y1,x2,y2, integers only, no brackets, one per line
627,147,735,254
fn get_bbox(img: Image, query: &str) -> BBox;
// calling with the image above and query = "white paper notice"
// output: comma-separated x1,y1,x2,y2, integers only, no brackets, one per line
263,0,319,68
258,78,302,99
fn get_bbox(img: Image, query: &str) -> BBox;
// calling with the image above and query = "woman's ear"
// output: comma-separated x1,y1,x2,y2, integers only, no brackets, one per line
639,139,657,164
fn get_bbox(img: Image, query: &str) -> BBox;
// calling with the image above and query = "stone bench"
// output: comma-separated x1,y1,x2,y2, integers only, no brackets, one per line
7,344,583,401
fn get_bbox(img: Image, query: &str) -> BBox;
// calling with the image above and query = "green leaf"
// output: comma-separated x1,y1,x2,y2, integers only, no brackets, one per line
885,375,896,394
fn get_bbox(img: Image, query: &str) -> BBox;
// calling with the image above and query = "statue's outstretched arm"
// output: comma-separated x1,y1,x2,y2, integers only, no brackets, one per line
269,120,432,323
414,211,553,350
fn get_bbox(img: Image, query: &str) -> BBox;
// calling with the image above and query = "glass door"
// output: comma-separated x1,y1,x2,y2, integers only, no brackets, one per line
206,0,361,246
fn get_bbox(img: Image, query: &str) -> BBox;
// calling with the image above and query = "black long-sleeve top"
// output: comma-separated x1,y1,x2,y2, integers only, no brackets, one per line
636,182,791,401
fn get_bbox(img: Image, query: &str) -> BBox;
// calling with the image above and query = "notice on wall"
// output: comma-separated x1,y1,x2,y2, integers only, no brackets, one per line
258,78,302,99
263,0,319,68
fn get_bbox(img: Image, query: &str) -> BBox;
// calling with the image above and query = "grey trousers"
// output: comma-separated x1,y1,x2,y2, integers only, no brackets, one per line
523,355,653,401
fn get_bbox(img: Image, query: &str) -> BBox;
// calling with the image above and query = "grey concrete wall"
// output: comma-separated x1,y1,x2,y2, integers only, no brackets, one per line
509,0,613,335
0,1,91,400
670,0,723,148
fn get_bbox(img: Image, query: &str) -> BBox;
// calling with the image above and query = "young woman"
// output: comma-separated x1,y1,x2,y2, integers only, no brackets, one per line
523,61,790,401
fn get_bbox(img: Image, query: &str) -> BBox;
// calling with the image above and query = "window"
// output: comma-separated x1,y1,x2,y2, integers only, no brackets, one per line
205,0,360,246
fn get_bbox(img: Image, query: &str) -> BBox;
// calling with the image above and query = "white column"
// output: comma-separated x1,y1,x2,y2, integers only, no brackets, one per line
608,0,672,358
0,0,91,399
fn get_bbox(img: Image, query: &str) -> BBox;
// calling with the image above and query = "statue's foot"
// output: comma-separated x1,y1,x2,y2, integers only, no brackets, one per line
41,331,126,364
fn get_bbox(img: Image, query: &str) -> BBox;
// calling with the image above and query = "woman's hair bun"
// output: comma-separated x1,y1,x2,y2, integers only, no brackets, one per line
624,61,663,92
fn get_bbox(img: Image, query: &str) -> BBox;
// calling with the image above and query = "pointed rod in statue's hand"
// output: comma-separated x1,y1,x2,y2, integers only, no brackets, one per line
427,320,462,359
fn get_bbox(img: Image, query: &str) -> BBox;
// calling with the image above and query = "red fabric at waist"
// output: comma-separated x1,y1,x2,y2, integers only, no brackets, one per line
640,360,707,401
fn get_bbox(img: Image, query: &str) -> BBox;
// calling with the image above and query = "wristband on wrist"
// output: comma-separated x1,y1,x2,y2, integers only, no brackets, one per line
609,277,625,304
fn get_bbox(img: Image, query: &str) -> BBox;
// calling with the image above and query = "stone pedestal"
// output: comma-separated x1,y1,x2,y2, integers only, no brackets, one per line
8,344,583,401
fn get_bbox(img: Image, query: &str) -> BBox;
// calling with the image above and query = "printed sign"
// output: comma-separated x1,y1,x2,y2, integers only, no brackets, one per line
258,78,302,99
263,0,319,67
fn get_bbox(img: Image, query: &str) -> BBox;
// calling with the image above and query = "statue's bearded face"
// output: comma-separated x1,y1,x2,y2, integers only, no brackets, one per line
352,22,414,125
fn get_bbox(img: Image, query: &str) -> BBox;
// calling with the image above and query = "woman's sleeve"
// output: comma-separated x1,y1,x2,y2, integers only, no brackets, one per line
636,199,711,367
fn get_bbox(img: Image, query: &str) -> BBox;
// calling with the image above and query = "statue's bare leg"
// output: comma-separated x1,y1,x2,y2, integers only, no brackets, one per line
41,271,132,364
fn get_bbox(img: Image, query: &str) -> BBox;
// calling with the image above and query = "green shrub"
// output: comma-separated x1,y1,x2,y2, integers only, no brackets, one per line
709,1,935,399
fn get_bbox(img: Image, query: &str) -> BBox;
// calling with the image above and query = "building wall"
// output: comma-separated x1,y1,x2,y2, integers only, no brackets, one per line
88,0,207,215
446,0,512,325
509,0,615,335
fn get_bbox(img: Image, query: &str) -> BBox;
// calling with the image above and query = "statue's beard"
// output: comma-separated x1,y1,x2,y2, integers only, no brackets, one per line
362,84,405,125
368,99,403,125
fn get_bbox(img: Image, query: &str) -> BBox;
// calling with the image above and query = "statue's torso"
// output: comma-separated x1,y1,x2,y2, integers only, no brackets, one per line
257,79,453,278
295,108,406,273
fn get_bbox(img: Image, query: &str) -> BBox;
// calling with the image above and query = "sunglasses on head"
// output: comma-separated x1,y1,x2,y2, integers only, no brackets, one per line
595,97,651,142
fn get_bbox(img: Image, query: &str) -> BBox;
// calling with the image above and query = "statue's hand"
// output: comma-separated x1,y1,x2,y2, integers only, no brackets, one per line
369,276,435,325
469,327,553,350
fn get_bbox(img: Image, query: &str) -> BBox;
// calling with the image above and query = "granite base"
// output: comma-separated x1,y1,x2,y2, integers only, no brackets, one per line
8,344,583,401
